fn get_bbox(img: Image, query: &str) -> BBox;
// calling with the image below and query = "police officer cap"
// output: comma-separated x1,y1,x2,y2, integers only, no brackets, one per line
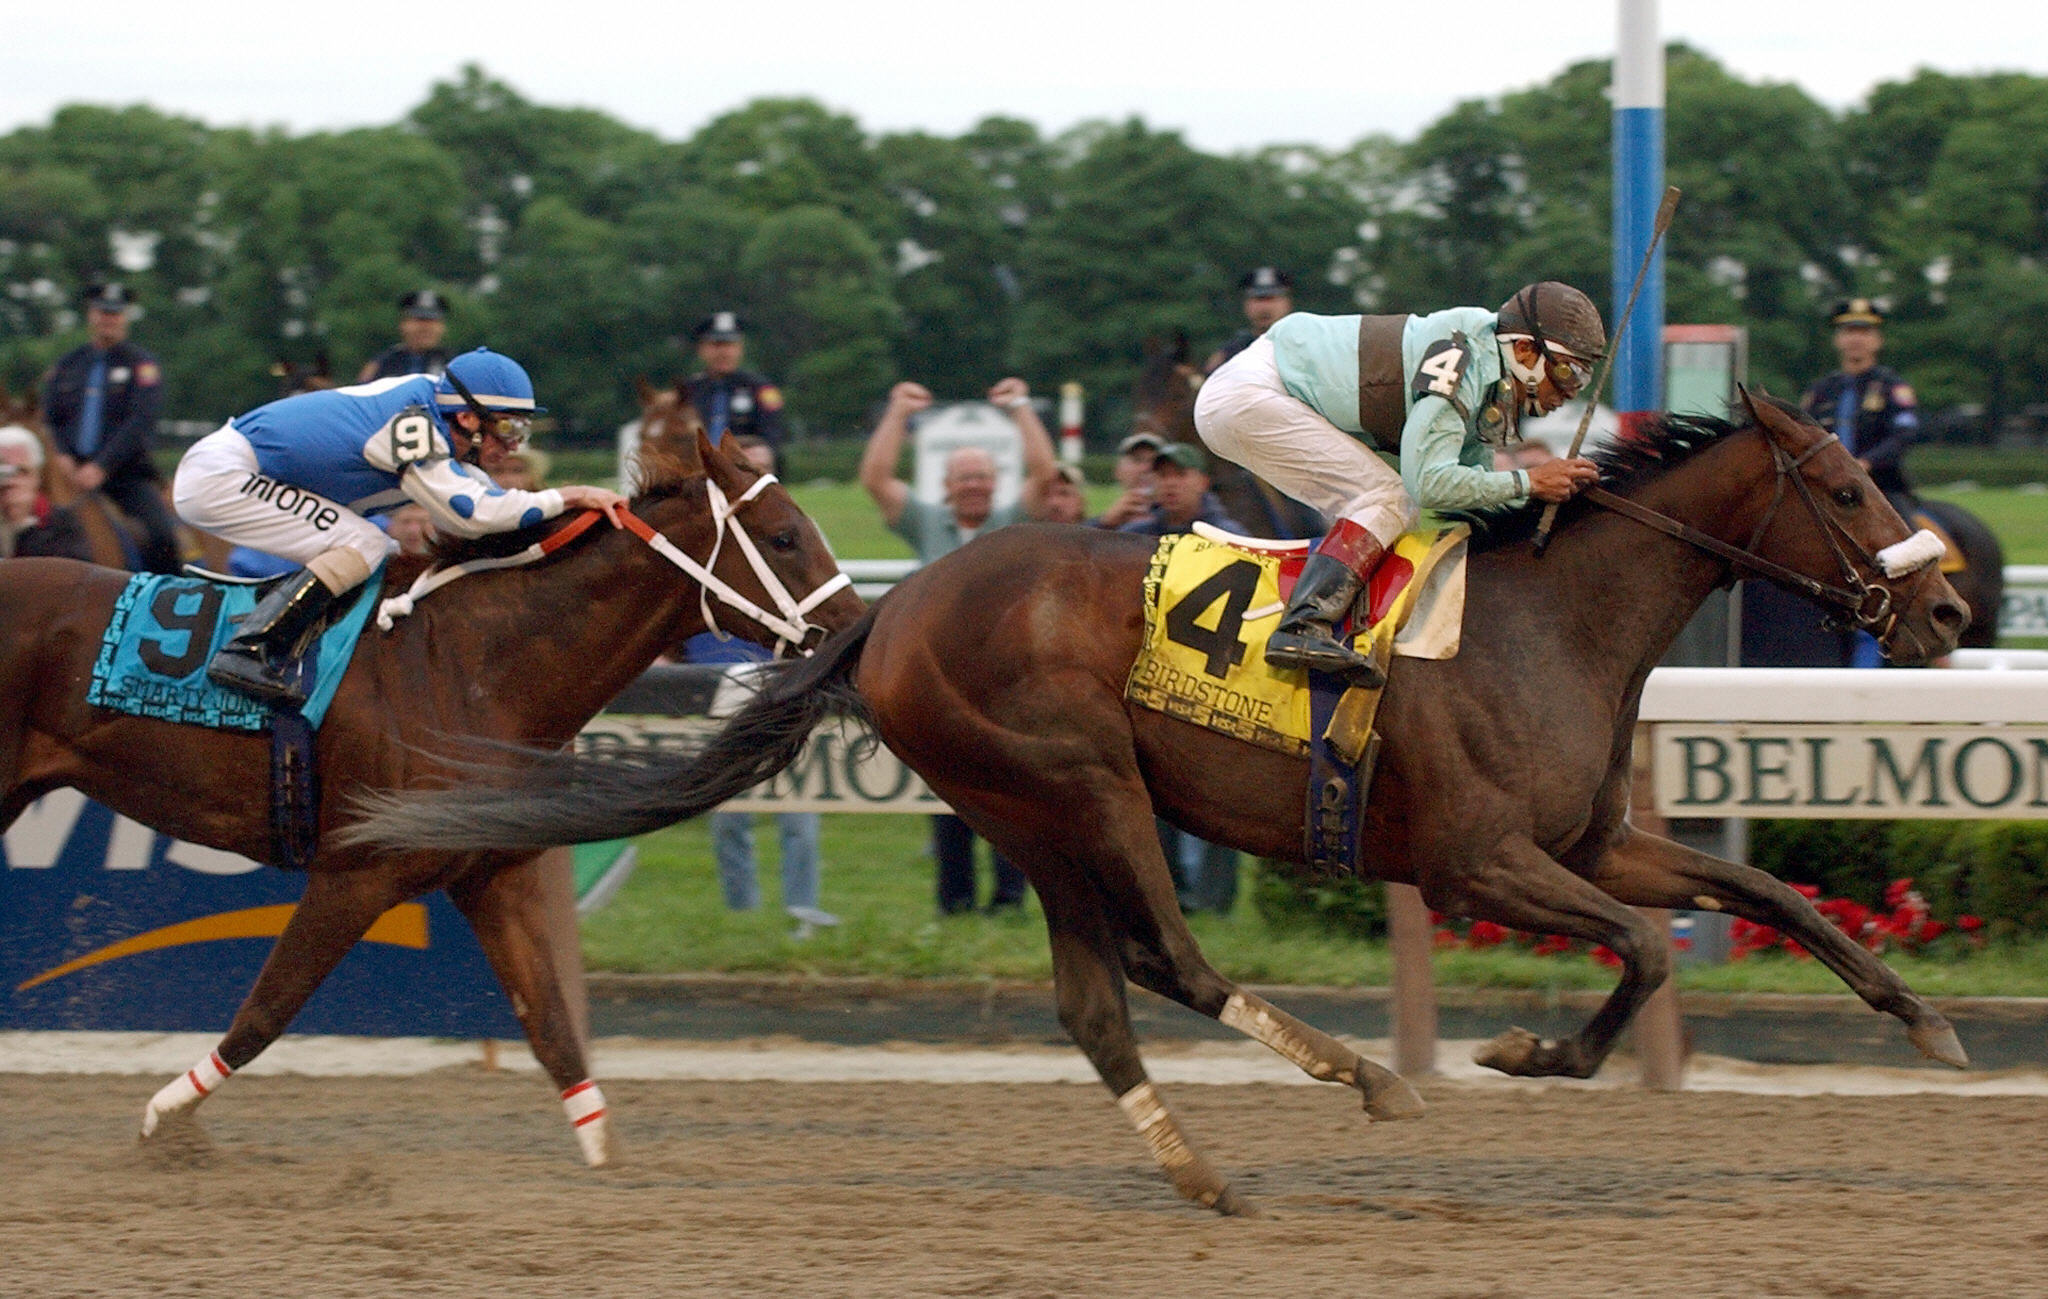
694,311,745,342
82,282,132,312
1239,267,1293,298
435,347,546,414
1832,297,1885,328
401,289,447,320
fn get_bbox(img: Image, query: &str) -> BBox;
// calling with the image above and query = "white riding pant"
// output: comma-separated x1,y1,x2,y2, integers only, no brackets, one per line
1194,335,1417,545
172,425,396,583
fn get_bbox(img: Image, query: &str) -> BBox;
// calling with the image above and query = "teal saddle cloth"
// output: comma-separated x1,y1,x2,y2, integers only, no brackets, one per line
86,569,384,731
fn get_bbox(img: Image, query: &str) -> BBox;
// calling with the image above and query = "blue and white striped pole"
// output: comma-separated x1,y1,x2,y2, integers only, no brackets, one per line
1614,0,1665,433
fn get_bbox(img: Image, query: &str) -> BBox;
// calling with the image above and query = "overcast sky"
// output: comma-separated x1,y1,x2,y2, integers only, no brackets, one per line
9,1,2042,151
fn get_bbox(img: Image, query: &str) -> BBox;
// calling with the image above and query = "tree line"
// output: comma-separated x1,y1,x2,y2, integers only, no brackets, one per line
2,48,2042,444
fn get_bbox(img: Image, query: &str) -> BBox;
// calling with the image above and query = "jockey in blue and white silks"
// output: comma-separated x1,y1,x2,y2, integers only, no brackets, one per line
173,347,626,705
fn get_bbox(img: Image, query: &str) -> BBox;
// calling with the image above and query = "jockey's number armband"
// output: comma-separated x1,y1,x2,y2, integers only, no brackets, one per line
387,405,438,468
1411,333,1471,407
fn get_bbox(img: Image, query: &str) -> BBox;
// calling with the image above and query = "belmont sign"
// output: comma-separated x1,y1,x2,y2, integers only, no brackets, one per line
576,717,946,813
1652,724,2048,818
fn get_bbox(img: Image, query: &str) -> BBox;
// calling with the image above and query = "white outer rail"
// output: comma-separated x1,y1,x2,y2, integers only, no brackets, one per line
1639,666,2048,724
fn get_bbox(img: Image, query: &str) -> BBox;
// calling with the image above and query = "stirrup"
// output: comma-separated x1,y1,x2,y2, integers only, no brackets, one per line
206,649,309,707
1265,628,1384,688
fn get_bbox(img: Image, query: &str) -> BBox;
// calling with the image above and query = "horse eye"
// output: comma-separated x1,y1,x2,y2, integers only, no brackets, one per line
1832,485,1861,508
770,529,798,552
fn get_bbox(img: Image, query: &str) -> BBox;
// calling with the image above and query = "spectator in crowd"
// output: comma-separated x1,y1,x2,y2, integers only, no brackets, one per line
1204,267,1295,375
859,375,1060,914
383,503,436,557
1092,431,1165,528
687,431,837,936
490,445,551,493
40,283,180,572
0,426,92,561
357,290,452,382
1117,443,1245,537
684,313,786,451
1113,441,1247,912
1033,463,1090,524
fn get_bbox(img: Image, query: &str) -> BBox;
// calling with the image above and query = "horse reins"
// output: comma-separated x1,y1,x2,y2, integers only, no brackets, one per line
1581,428,1935,643
376,472,852,656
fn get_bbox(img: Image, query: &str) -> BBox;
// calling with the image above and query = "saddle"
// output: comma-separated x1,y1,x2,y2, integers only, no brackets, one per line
85,568,384,868
1126,524,1469,876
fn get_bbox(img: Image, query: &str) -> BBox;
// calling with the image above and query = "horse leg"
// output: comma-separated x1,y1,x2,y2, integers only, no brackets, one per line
447,855,611,1166
1446,834,1673,1079
141,866,415,1139
1108,879,1423,1119
1029,871,1253,1217
1591,824,1966,1068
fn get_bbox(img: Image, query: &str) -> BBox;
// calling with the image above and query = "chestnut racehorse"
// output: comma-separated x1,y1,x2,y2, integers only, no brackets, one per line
353,393,1968,1214
0,406,862,1161
0,386,142,569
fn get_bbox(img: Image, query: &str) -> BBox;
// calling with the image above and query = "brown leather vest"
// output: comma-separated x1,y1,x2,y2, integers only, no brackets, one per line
1354,314,1411,452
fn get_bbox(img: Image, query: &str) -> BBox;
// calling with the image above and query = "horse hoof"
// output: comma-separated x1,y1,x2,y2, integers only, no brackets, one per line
1209,1185,1258,1218
1909,1019,1969,1070
1356,1062,1427,1121
1474,1027,1543,1075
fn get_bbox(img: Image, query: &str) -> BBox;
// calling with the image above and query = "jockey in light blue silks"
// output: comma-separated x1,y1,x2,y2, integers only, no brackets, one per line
1195,282,1608,685
173,347,626,705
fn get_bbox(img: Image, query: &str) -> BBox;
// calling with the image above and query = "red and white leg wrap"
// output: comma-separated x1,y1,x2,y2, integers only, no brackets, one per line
561,1079,612,1167
141,1049,232,1137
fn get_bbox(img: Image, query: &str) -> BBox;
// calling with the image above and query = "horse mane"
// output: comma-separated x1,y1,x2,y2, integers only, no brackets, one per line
1450,400,1795,553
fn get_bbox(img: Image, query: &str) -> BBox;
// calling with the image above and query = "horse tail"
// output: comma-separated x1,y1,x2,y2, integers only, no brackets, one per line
342,609,877,852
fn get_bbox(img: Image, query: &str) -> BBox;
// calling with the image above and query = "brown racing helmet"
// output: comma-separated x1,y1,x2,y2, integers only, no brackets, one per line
1497,282,1608,363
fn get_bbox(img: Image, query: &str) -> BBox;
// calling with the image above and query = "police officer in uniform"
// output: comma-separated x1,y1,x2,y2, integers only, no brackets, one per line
357,290,453,382
1802,297,1920,510
1204,266,1296,375
40,282,181,572
685,312,786,449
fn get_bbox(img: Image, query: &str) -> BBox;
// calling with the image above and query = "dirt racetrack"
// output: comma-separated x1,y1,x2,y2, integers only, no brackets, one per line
5,1064,2045,1298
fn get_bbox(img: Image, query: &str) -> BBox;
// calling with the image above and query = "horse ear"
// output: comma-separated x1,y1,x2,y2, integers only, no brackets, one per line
1172,330,1190,364
635,405,706,490
634,376,657,407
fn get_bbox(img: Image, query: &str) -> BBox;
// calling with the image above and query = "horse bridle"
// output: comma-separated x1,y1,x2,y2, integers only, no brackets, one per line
375,469,852,657
614,471,851,657
1580,426,1934,643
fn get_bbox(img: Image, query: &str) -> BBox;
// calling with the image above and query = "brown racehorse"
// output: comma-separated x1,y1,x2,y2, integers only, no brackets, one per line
0,386,141,569
353,393,1968,1214
0,404,863,1162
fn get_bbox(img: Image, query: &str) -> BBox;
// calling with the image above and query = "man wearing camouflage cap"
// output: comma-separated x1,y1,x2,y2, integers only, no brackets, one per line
1196,281,1607,684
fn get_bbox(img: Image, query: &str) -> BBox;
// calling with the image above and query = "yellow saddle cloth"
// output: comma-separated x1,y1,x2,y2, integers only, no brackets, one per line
1125,525,1468,758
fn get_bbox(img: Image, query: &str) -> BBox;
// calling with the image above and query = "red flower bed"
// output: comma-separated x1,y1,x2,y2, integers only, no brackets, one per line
1430,878,1984,963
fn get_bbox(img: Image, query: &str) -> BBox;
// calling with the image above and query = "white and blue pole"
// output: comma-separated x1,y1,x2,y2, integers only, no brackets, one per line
1613,0,1665,432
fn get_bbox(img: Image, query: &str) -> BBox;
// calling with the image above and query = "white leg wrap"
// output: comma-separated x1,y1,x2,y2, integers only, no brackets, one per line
141,1049,232,1137
1115,1082,1198,1174
1221,992,1343,1081
561,1079,612,1167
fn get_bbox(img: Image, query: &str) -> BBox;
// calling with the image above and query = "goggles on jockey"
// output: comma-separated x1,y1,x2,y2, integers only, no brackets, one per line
1498,335,1592,399
481,414,532,453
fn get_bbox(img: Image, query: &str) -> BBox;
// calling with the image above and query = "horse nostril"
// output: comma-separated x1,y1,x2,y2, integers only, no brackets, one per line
1933,599,1969,632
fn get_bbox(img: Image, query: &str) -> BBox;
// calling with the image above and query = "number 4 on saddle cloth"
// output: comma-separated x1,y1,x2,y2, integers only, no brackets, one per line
1125,524,1469,875
83,568,385,868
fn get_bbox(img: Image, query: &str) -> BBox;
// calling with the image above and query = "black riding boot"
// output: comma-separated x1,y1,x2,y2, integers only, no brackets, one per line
1265,552,1383,687
206,570,338,707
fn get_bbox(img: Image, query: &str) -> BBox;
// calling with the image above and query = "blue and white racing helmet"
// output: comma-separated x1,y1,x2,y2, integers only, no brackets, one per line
435,347,546,415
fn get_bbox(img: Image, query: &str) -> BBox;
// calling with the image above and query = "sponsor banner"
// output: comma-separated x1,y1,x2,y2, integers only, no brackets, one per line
2002,582,2048,638
576,717,947,813
1652,724,2048,819
1,788,519,1036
